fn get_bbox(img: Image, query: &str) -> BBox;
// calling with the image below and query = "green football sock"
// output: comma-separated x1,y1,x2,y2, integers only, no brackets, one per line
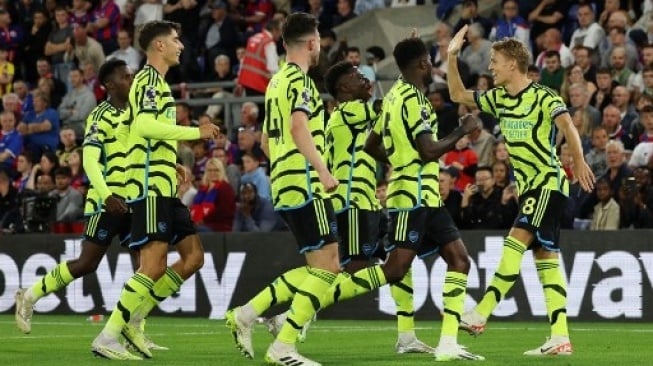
476,236,526,319
329,265,387,304
441,271,468,337
536,258,569,337
28,262,74,301
132,267,184,323
391,269,415,333
103,273,154,338
248,266,310,316
277,267,337,344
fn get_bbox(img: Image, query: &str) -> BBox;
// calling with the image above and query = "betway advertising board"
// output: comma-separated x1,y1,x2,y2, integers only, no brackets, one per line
0,231,652,321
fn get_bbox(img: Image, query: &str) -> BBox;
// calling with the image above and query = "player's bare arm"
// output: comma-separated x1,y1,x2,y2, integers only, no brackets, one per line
554,113,596,192
446,24,476,107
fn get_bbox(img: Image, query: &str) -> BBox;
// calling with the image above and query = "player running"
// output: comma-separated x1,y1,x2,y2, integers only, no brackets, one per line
446,25,595,355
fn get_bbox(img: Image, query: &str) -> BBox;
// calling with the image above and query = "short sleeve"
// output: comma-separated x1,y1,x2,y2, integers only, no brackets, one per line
474,89,499,117
289,76,311,115
404,95,436,142
543,94,568,121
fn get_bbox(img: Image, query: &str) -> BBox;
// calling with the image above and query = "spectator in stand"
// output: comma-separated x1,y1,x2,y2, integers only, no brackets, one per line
528,0,567,47
15,0,39,29
585,125,609,178
535,28,573,69
491,160,511,189
35,171,55,195
243,0,274,34
213,54,236,85
602,104,635,149
233,182,279,232
26,150,59,191
633,45,653,96
49,166,83,222
65,149,86,191
176,102,198,126
563,66,597,105
0,110,22,171
239,101,261,131
235,125,266,169
609,45,637,89
13,152,33,193
236,18,282,96
591,67,617,112
453,0,492,39
628,107,653,168
566,108,593,153
203,0,240,76
333,0,356,27
45,7,74,89
439,168,462,227
12,81,29,116
612,86,639,133
429,89,458,140
240,151,270,200
70,0,93,27
492,139,510,165
527,64,540,82
460,166,516,230
191,157,236,232
490,0,530,48
591,177,620,229
598,0,622,29
0,48,14,98
178,166,198,207
572,45,597,84
460,23,492,78
0,168,19,231
72,24,105,76
1,92,19,116
429,21,453,68
58,68,97,136
23,8,51,85
106,29,141,72
539,50,565,92
634,104,653,142
569,3,605,53
212,146,241,190
81,61,106,102
601,139,633,196
0,9,24,65
467,120,495,167
568,82,602,127
305,0,333,32
18,91,60,157
56,127,80,166
86,0,121,55
445,135,478,192
35,57,67,103
191,139,209,183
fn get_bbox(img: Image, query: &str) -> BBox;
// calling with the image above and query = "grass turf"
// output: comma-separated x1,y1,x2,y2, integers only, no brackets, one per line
0,314,650,365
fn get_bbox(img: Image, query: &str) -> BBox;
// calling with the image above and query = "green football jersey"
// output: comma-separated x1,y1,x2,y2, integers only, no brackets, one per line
377,79,442,210
475,83,569,195
325,100,380,212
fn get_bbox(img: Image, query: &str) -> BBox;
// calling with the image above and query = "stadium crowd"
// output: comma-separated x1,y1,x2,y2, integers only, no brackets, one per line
0,0,652,233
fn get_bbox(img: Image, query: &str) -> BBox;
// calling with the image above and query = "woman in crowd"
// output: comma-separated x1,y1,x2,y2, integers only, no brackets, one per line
190,158,236,232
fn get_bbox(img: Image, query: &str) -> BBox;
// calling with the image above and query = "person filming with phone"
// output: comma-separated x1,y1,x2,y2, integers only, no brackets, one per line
460,166,518,230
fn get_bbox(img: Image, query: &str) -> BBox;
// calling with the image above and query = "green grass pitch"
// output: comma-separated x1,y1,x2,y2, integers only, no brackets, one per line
1,314,650,365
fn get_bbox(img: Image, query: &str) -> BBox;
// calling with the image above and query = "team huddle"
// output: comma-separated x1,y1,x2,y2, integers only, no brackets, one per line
14,12,595,365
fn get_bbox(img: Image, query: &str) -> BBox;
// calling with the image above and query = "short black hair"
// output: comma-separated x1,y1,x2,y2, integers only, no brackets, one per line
54,166,72,178
282,12,318,46
596,66,612,75
393,38,428,71
98,59,127,88
641,105,653,114
544,50,560,60
527,65,539,73
138,20,181,51
265,18,282,32
324,61,354,97
346,46,360,54
476,166,493,176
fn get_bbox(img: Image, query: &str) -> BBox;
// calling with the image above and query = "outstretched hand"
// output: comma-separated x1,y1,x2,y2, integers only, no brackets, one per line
448,24,468,56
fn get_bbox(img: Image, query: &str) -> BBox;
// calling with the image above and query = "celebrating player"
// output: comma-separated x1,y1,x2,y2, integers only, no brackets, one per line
446,25,595,355
225,13,340,366
91,21,219,360
15,59,134,339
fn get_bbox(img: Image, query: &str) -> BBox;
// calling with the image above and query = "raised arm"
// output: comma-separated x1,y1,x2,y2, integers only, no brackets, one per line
447,25,477,107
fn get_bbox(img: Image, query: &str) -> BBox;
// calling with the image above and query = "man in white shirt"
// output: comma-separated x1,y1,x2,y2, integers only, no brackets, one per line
570,4,605,52
106,29,142,72
535,28,573,68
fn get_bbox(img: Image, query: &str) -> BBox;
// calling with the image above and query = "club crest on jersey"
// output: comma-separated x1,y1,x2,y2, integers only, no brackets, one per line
142,85,157,110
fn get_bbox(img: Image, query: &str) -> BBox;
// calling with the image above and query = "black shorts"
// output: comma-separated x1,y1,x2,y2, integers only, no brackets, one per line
388,207,461,259
129,197,197,249
83,212,131,246
278,199,338,254
336,208,382,265
513,189,567,251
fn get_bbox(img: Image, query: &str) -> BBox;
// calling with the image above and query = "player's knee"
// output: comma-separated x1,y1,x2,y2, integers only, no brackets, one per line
73,256,101,276
186,251,204,273
383,261,410,284
448,252,471,274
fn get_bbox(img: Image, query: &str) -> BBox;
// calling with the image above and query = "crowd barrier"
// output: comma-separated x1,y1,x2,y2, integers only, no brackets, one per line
0,231,652,321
